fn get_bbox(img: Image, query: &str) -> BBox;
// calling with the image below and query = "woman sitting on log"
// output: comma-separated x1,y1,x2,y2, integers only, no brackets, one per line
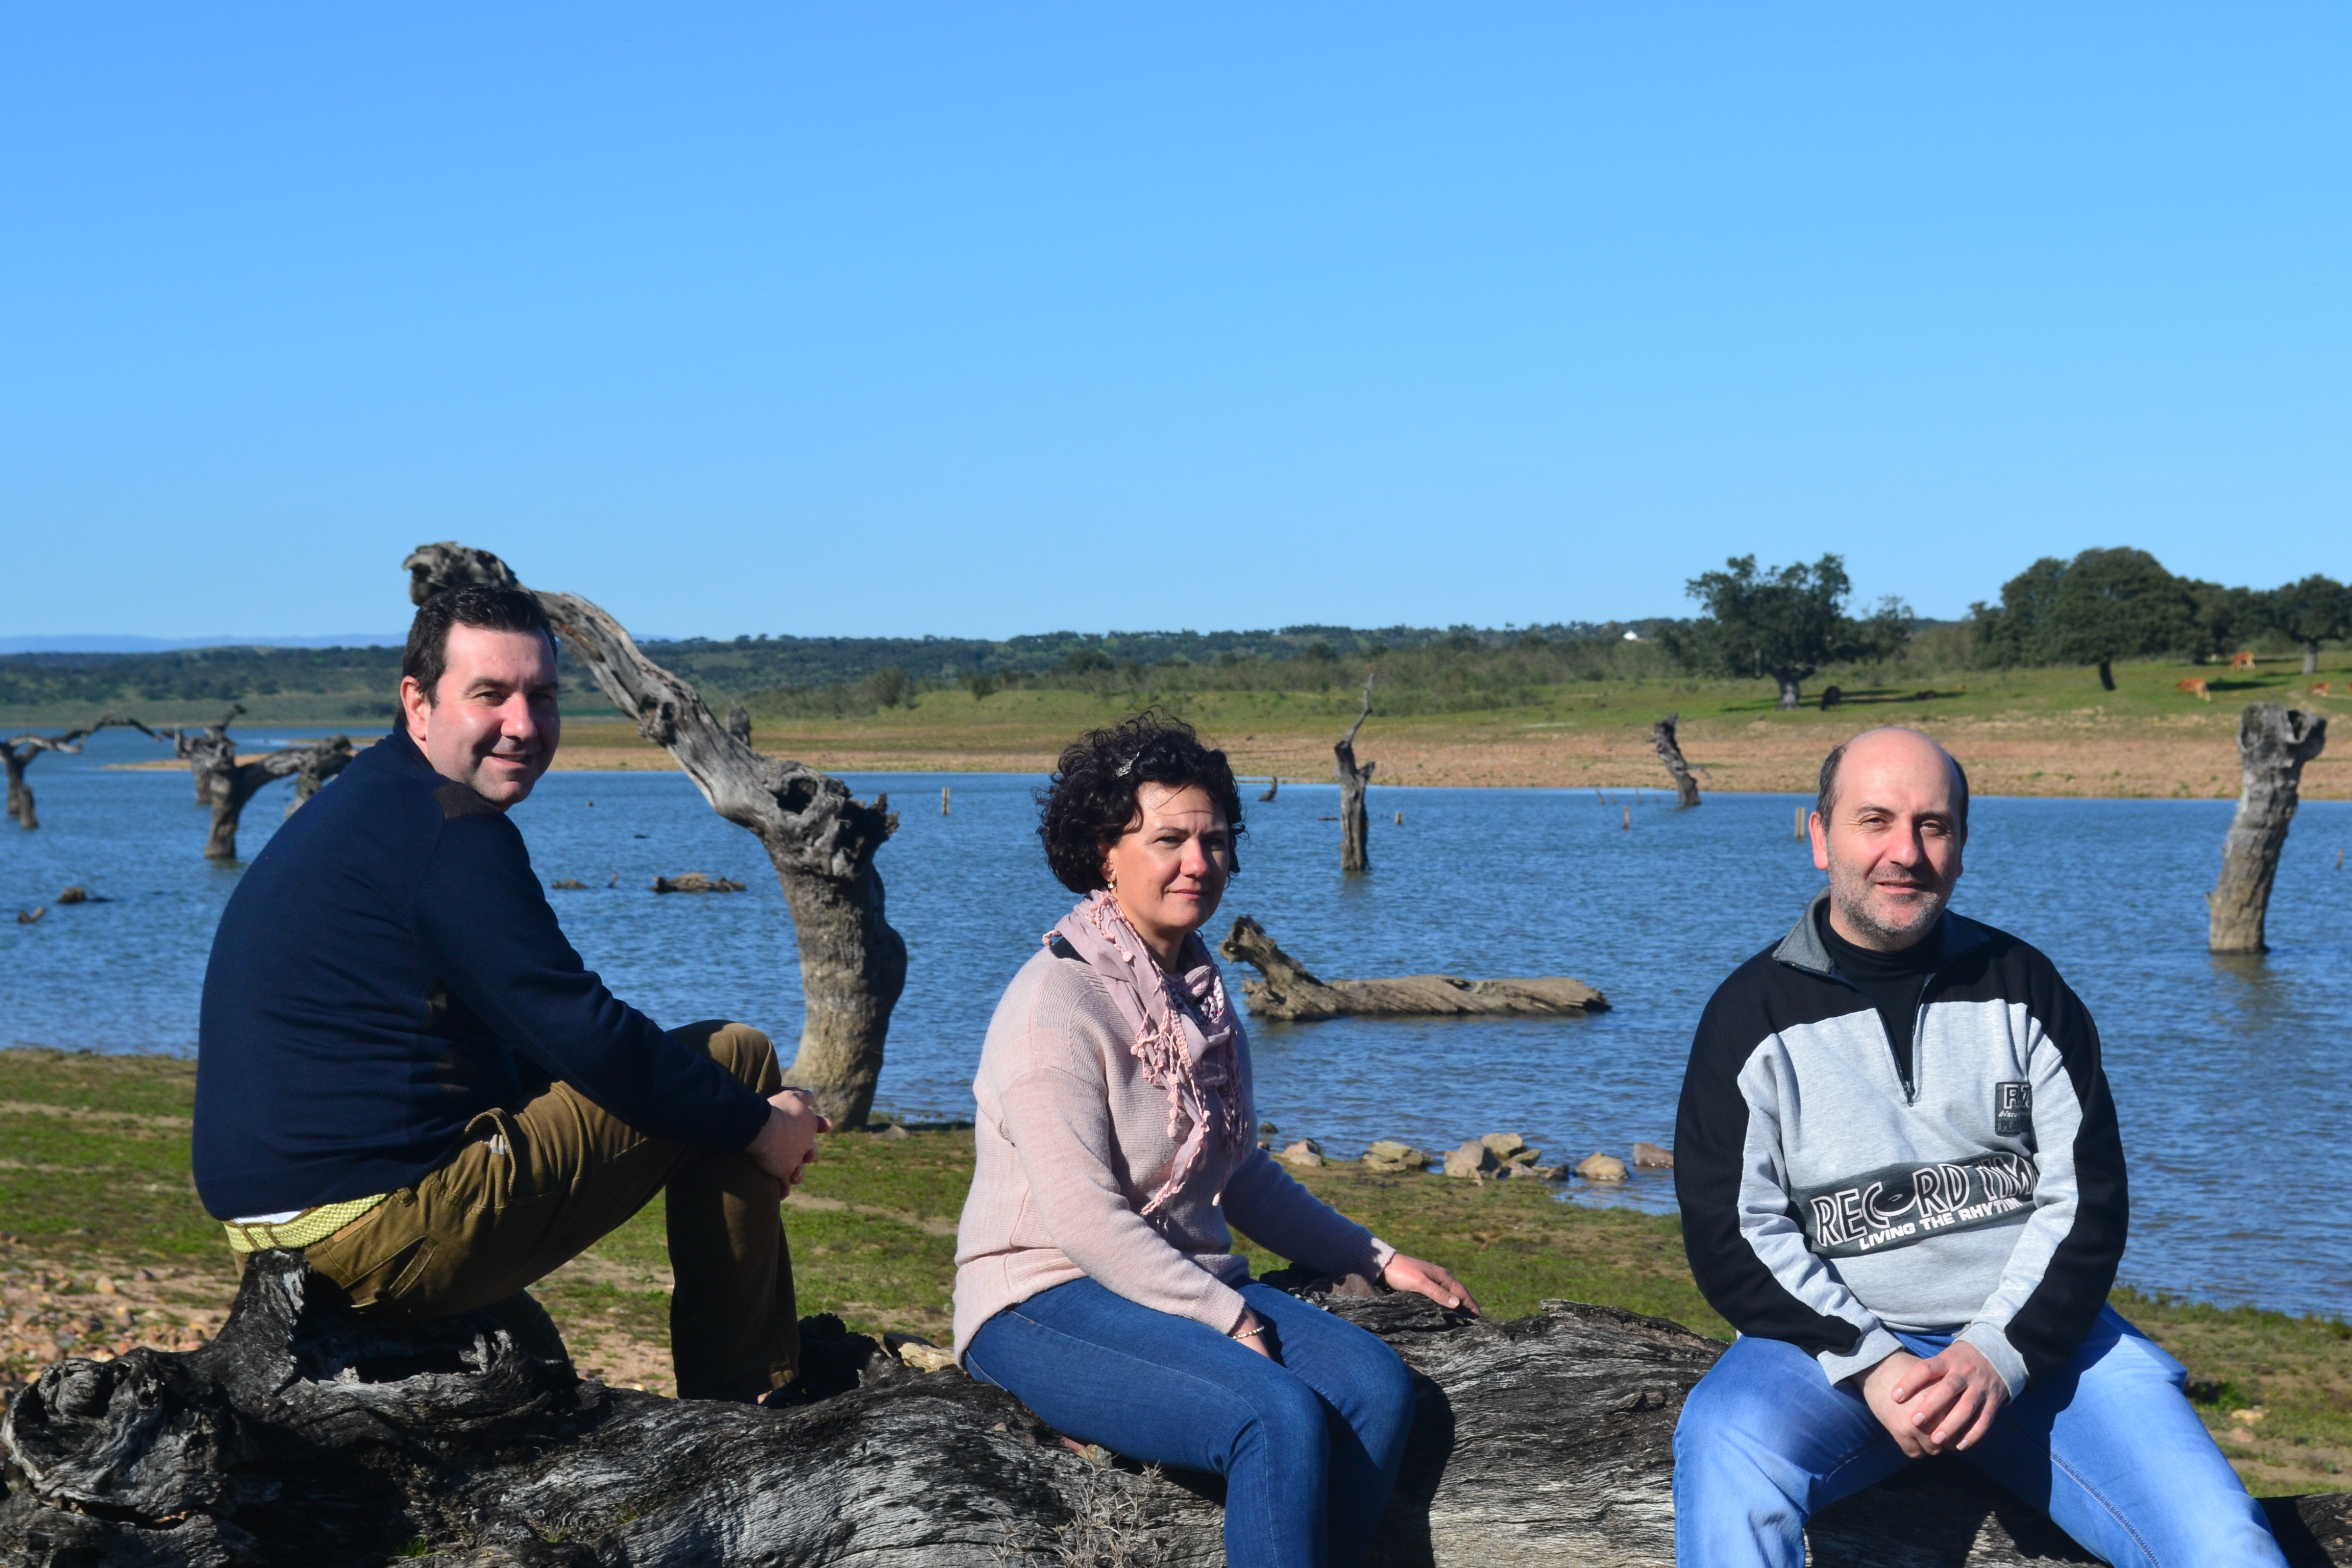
953,715,1478,1568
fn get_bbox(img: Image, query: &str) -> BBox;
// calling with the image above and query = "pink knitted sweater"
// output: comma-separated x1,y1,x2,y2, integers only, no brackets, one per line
951,941,1394,1359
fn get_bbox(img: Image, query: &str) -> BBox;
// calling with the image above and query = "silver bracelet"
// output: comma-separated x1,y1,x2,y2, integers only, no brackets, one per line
1233,1320,1267,1341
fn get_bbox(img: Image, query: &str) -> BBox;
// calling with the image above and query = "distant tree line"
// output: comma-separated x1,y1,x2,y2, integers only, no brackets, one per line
1969,547,2348,688
2,548,2340,719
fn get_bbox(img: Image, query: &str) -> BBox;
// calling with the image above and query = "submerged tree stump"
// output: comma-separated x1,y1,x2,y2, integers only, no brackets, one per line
1219,916,1608,1021
1650,711,1701,808
4,715,145,830
8,1252,2342,1567
2208,703,2328,954
404,543,908,1130
160,707,356,860
1336,675,1376,874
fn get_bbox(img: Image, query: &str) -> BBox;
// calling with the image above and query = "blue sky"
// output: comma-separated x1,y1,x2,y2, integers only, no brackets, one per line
4,5,2345,641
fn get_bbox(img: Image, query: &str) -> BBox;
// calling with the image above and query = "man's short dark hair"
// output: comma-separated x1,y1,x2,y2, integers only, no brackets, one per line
1038,712,1245,894
403,586,557,704
1817,728,1970,840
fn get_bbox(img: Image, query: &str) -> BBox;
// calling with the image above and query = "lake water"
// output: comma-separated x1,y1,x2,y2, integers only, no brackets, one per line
6,725,2350,1320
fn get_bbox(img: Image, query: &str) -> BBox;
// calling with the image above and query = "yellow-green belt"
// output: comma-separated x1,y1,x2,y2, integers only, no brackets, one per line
223,1193,389,1254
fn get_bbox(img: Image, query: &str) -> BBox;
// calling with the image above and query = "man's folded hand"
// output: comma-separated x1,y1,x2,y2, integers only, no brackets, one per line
1864,1342,2008,1457
749,1089,831,1188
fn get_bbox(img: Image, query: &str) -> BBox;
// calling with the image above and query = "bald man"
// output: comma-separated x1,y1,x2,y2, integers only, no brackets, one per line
1671,728,2284,1567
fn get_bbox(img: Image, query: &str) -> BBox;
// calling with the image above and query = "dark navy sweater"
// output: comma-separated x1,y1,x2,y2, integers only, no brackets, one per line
193,727,770,1219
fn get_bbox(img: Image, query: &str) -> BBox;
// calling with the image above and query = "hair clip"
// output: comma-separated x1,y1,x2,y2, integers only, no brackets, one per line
1114,755,1136,778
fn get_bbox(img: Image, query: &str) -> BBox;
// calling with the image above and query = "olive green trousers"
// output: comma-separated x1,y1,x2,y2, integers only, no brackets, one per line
300,1020,797,1402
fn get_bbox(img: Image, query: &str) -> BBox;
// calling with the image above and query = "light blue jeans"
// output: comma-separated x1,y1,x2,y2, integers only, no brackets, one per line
1672,1308,2286,1567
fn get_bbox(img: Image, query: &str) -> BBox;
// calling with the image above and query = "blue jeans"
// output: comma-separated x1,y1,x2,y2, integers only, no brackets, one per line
965,1278,1417,1568
1672,1307,2286,1567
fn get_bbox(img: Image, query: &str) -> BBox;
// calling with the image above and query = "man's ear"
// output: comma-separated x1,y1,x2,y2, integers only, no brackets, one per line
399,675,433,744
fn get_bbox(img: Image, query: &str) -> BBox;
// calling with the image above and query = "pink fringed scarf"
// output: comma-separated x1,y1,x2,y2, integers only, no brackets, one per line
1046,890,1250,1215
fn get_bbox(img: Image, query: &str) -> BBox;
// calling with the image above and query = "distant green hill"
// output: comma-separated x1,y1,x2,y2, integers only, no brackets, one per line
0,619,1676,726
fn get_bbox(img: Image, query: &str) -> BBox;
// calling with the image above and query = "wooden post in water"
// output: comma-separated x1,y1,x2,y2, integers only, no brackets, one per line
941,786,950,816
2208,703,2328,954
1259,775,1279,802
1622,805,1631,831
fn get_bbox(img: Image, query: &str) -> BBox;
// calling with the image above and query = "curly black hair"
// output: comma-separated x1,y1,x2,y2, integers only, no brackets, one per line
1038,713,1246,895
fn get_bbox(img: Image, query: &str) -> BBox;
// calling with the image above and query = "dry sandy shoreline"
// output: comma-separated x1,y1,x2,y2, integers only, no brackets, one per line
107,712,2352,799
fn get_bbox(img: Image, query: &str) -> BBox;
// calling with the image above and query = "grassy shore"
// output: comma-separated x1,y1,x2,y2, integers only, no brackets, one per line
540,655,2352,798
2,1047,2343,1496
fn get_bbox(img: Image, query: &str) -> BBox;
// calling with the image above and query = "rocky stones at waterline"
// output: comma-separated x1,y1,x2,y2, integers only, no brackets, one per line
549,878,589,890
54,886,88,905
1360,1139,1431,1172
1631,1141,1675,1169
1278,1138,1325,1167
651,873,747,893
1577,1152,1631,1183
1443,1133,1553,1180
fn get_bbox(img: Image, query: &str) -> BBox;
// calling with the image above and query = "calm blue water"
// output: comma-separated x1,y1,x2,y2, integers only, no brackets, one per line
6,725,2350,1319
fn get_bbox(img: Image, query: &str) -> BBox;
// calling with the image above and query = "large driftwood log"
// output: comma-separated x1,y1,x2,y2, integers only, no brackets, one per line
1336,674,1376,873
403,543,908,1129
1220,916,1608,1021
159,707,355,860
4,715,148,830
7,1252,2343,1567
1650,712,1700,809
2208,703,2328,954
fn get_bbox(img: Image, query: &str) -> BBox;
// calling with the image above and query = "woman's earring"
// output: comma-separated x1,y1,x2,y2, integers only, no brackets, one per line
1104,867,1117,893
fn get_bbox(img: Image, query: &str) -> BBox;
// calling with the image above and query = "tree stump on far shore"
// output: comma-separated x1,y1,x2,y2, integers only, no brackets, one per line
1336,675,1375,873
2209,703,2327,953
1651,710,1701,808
7,1251,2345,1567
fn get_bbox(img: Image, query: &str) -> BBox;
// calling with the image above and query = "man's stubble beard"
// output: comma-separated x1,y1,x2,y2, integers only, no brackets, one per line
1826,856,1950,950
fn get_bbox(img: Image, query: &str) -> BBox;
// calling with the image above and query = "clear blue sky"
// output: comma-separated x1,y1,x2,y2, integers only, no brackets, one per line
5,5,2345,641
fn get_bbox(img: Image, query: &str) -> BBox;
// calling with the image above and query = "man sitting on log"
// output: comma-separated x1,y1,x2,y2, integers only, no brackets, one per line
192,585,828,1403
1672,727,2285,1566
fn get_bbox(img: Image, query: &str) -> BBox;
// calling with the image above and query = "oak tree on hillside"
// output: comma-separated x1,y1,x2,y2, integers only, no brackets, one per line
1972,547,2198,690
2263,574,2352,676
1673,554,1908,710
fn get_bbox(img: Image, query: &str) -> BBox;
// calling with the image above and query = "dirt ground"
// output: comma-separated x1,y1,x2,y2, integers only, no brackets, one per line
549,709,2352,799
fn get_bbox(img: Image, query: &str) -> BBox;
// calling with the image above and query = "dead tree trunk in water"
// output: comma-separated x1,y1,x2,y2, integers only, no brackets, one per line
163,707,354,860
1335,675,1376,873
2,714,143,828
405,543,908,1129
1651,711,1701,808
2209,703,2328,953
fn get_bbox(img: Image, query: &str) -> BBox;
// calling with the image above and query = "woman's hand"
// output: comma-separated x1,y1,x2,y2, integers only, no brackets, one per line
1382,1255,1481,1316
1230,1310,1276,1358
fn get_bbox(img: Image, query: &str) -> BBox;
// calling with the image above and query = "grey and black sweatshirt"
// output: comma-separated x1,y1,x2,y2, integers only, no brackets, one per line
1675,893,2127,1397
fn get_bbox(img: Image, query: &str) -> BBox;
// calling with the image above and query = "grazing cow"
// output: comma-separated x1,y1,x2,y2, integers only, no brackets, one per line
2177,677,2212,701
2230,650,2257,671
2312,682,2332,697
